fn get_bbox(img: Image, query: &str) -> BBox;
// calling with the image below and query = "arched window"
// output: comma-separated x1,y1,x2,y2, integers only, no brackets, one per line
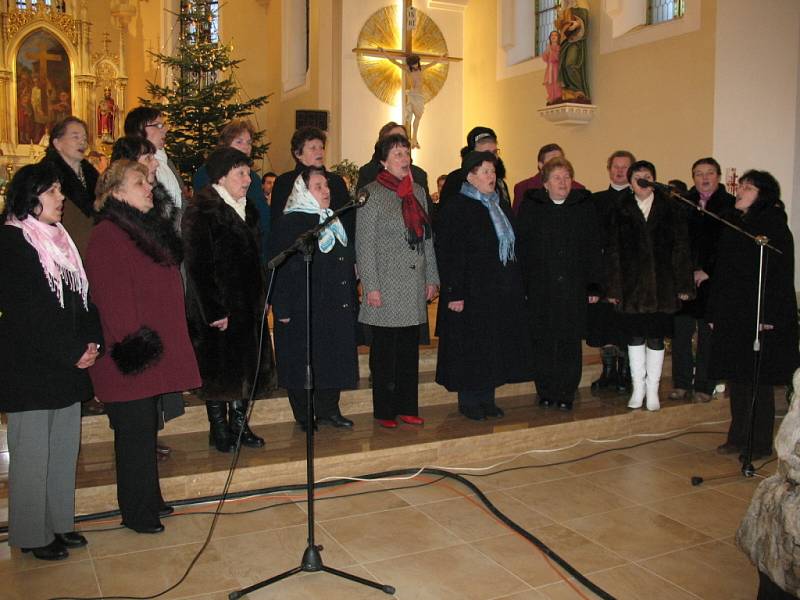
180,0,220,44
16,0,66,10
535,0,560,57
647,0,685,25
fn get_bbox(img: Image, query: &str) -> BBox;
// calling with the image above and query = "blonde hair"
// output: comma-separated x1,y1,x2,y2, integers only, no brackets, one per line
218,119,256,148
94,160,148,211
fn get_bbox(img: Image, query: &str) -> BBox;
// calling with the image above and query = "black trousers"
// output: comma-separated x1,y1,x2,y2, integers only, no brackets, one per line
726,381,775,454
105,397,164,529
672,315,715,393
533,337,582,405
287,388,341,422
457,388,496,411
370,325,419,420
758,571,799,600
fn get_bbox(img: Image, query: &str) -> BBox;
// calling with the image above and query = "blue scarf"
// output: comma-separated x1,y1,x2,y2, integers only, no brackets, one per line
284,175,348,253
460,182,515,265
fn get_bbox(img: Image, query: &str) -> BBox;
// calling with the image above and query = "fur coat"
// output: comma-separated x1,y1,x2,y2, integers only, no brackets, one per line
86,198,200,403
605,189,694,314
182,185,275,401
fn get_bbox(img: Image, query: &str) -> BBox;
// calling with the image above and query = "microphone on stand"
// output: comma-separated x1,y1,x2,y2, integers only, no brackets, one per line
355,188,370,206
636,178,674,193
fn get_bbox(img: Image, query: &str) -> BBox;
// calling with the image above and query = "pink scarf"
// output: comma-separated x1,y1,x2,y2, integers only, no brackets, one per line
7,216,89,309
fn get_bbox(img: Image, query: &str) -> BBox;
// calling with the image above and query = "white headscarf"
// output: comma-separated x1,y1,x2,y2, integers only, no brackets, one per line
284,174,347,253
154,149,183,209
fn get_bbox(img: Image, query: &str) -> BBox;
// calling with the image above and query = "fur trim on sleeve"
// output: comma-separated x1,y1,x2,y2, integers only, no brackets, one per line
111,326,164,375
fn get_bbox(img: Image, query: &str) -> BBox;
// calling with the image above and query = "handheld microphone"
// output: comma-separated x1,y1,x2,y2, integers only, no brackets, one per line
355,188,370,206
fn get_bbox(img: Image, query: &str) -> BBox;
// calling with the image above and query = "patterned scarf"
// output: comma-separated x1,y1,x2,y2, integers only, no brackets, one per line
460,181,516,266
376,169,430,250
7,215,89,308
284,174,347,253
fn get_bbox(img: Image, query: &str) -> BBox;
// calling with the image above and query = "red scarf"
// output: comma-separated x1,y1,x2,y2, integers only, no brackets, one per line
376,170,430,248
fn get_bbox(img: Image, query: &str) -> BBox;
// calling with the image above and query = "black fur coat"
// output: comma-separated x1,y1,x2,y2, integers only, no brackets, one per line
182,186,275,401
605,189,694,314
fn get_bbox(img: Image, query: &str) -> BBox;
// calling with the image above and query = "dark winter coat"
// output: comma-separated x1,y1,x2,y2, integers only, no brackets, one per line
586,185,627,347
517,188,602,340
269,213,359,390
86,199,200,403
708,206,798,384
271,166,354,239
677,185,735,318
182,186,274,401
434,192,533,390
0,225,102,412
605,189,694,314
42,148,99,255
441,165,511,212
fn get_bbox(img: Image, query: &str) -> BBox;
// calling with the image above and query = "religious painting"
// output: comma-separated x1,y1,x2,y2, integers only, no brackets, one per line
16,29,71,145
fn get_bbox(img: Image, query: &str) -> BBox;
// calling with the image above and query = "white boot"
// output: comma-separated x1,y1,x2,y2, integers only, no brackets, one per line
645,347,665,411
627,345,646,409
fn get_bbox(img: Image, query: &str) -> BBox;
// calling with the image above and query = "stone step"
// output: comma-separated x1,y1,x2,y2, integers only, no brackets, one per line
61,383,725,516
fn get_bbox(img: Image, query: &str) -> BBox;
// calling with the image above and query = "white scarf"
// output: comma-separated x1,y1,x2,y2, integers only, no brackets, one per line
636,192,654,221
213,184,247,221
155,149,183,209
611,182,629,191
284,174,347,253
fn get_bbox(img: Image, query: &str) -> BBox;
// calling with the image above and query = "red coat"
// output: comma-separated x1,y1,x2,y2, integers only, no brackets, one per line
86,207,200,402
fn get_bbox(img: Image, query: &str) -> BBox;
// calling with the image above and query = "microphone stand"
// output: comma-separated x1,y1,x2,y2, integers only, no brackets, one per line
652,185,782,484
229,196,394,599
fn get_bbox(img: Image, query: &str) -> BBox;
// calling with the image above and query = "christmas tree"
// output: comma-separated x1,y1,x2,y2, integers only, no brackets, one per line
143,0,269,181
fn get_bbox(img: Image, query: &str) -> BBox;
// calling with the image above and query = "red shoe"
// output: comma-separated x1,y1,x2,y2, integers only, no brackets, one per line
377,419,398,429
398,415,424,425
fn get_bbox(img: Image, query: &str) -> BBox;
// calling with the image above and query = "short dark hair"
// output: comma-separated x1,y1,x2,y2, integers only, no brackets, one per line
739,169,783,217
3,162,61,221
205,147,252,184
48,116,87,151
537,143,563,165
378,121,408,141
111,136,157,163
627,160,657,183
461,151,497,179
124,106,161,138
300,166,327,188
262,171,277,183
668,179,689,193
377,133,411,162
606,150,636,170
691,157,721,176
291,126,326,162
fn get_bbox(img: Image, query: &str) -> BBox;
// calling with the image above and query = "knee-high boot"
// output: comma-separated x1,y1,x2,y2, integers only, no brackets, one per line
206,401,233,453
627,345,646,409
229,399,265,448
591,348,619,391
645,347,665,411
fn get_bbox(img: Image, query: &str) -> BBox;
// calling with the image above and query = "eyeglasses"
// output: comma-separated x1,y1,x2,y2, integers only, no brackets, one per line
738,183,758,192
146,122,166,129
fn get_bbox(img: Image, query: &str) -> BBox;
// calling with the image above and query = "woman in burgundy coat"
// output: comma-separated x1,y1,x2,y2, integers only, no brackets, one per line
86,160,200,534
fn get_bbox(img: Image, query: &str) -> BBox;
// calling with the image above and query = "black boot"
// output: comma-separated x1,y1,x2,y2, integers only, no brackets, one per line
616,355,632,393
206,401,233,453
591,352,618,391
229,400,265,448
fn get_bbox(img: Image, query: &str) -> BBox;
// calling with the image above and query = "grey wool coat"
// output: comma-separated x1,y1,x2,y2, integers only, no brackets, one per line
356,180,439,327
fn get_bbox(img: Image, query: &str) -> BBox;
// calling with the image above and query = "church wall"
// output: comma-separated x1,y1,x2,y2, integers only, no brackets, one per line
462,0,717,194
339,1,465,185
712,0,800,283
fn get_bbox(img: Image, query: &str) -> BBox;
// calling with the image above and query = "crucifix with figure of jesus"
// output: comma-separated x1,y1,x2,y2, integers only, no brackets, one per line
353,0,461,149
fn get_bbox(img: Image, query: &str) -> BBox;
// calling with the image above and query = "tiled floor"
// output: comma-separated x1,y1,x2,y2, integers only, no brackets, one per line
0,422,774,599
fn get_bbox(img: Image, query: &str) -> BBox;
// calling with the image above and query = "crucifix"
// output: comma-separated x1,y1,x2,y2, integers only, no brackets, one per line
25,40,62,82
352,0,461,149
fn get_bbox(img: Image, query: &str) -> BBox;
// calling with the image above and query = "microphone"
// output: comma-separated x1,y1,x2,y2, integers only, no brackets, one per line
355,188,370,206
636,178,673,193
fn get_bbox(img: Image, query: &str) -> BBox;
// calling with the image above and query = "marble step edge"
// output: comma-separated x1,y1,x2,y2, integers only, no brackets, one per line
79,358,623,444
72,396,723,516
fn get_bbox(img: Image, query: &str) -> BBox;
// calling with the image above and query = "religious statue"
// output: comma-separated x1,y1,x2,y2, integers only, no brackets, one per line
541,30,562,105
378,49,446,149
556,0,591,103
97,87,117,143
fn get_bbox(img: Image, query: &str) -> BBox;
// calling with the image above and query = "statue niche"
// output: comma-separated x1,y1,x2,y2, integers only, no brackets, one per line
16,29,72,145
